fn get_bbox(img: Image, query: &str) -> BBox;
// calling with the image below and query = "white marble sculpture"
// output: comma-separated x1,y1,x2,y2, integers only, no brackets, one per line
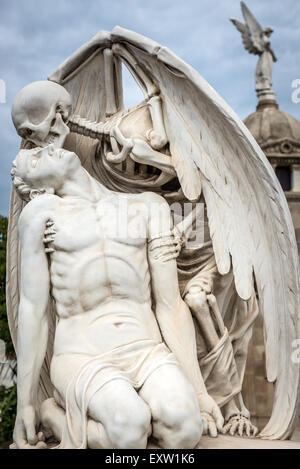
7,27,300,449
231,2,277,104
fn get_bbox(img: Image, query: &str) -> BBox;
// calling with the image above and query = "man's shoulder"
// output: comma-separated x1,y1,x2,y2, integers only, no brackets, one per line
137,191,169,208
19,194,58,233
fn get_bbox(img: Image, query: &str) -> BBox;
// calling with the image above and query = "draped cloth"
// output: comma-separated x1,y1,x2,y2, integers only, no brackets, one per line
178,237,259,408
52,340,178,449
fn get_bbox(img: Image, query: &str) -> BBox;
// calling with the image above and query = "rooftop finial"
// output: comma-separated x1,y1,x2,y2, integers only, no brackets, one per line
230,1,278,109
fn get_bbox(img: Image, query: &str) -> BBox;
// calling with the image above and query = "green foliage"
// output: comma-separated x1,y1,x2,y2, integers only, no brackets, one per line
0,215,17,444
0,216,14,357
0,384,17,443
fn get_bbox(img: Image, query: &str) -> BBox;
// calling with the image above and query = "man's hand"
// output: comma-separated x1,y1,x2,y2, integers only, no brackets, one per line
198,394,224,438
12,405,47,449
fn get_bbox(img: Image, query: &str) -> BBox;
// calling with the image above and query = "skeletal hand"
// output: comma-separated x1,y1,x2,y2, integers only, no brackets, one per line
43,219,56,254
221,413,258,437
149,229,183,262
198,394,224,438
191,277,213,295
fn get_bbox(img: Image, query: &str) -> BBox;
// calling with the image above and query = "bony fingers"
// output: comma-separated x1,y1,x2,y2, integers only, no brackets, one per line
43,236,55,244
150,239,177,251
252,425,258,437
229,421,239,436
221,422,232,434
238,421,244,437
44,228,56,236
161,253,180,262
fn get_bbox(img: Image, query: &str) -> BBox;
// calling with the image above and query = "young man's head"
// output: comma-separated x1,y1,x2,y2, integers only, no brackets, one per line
11,145,81,201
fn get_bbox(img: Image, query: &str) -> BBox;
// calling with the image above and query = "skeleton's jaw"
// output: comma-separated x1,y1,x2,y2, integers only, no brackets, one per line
26,125,70,150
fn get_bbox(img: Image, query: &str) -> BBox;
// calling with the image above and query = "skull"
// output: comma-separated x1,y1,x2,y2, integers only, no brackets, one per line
12,81,72,149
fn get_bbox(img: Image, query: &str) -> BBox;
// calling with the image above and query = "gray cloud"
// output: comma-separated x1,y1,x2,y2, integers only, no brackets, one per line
0,0,300,215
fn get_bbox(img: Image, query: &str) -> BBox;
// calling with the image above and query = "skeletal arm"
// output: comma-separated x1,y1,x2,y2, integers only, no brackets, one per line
147,194,223,433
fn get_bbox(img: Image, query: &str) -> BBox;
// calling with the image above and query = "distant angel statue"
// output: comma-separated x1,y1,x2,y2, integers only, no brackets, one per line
7,26,300,449
231,1,277,98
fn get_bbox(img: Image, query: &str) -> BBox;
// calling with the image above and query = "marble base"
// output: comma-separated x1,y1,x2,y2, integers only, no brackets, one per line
197,434,300,449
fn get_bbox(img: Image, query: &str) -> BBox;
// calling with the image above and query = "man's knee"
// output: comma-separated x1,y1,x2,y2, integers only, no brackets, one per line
156,397,202,449
108,400,151,449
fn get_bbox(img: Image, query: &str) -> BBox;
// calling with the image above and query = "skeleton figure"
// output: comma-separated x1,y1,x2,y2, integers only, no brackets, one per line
7,27,300,448
231,2,277,100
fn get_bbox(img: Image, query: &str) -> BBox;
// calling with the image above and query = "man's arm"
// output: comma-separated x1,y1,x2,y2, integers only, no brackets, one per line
146,193,223,435
13,201,53,448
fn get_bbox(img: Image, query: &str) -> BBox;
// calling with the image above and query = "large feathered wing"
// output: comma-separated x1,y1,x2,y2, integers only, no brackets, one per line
110,26,300,439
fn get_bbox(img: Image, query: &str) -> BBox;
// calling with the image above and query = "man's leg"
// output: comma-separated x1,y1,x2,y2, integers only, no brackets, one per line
87,378,152,449
139,364,202,449
50,354,152,448
40,397,114,449
42,379,151,449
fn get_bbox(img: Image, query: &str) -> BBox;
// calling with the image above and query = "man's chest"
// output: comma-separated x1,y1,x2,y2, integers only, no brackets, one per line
51,198,148,252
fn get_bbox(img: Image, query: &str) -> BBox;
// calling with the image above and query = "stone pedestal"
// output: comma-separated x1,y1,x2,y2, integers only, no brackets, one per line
197,434,300,449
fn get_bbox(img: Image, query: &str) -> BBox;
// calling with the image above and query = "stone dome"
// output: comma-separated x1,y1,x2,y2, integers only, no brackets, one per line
244,102,300,159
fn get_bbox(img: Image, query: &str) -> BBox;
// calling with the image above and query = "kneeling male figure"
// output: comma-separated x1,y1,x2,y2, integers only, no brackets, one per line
11,146,223,449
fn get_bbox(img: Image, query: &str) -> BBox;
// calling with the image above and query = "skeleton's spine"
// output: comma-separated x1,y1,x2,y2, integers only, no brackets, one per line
68,115,106,140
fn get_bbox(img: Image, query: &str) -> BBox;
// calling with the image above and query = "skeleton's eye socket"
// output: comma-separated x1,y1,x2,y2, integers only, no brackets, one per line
19,128,33,138
56,105,68,123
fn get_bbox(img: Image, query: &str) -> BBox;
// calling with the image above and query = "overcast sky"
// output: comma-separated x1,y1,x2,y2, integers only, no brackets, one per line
0,0,300,215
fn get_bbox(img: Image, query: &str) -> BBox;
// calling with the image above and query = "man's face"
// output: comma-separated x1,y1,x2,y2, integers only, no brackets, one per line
15,145,81,192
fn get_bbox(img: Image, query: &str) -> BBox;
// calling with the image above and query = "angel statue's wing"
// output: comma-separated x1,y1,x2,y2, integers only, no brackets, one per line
230,18,260,55
240,1,265,53
106,26,299,439
231,2,266,55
